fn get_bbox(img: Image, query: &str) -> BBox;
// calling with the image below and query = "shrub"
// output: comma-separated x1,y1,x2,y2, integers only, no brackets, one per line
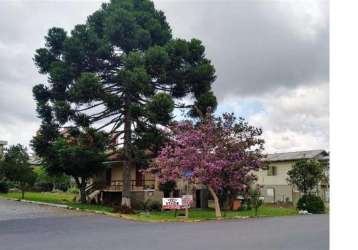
137,199,150,211
239,199,252,211
0,181,9,193
33,182,53,192
297,194,325,214
248,188,263,216
68,186,80,194
54,183,69,192
148,200,162,211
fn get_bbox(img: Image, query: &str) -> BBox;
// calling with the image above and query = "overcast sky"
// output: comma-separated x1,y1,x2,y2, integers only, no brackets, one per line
0,0,329,153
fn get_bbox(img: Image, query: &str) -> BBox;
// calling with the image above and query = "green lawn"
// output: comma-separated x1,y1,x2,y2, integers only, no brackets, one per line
0,192,298,222
0,191,75,204
127,206,298,222
0,191,113,213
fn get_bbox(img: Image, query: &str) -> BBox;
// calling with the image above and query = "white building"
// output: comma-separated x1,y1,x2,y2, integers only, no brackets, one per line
256,149,329,204
0,140,7,157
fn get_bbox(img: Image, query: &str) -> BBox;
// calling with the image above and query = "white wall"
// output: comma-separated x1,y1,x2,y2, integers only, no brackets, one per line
256,161,294,186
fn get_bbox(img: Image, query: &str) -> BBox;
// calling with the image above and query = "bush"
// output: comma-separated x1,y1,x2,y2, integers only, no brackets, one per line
136,199,162,212
148,200,162,211
68,186,80,194
0,181,9,193
297,194,325,214
54,183,69,192
137,199,150,211
33,182,53,192
239,199,252,211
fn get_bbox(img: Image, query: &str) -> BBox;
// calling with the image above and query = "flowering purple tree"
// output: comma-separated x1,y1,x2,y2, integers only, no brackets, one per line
153,113,265,218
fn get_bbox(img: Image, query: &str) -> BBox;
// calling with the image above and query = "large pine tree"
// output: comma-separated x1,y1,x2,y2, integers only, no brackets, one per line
32,0,217,208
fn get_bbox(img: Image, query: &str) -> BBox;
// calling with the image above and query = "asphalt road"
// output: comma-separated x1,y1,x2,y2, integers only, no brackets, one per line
0,199,329,250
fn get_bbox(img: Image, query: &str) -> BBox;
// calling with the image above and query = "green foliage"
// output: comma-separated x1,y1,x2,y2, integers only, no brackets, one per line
33,166,70,192
239,199,252,211
287,159,324,194
248,187,263,216
297,194,325,214
32,128,109,203
70,73,103,103
190,91,217,117
146,93,174,124
137,199,161,212
68,186,80,194
0,145,37,198
51,138,105,179
129,206,297,222
0,191,113,213
0,180,9,193
159,180,176,197
32,0,217,207
147,199,162,211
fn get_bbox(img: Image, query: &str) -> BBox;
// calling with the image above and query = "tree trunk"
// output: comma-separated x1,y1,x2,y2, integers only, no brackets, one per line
208,186,222,218
75,177,87,204
21,189,25,199
79,186,87,204
121,100,132,209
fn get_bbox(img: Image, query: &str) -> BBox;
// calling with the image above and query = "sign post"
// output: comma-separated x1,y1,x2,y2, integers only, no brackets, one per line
162,195,193,218
182,195,193,218
162,198,182,210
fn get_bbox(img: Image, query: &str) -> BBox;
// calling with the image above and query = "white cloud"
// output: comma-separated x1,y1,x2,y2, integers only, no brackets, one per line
222,83,329,153
155,0,329,98
0,0,329,154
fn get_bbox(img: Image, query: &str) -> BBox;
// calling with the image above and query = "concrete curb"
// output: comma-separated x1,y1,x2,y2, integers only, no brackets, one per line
19,199,69,209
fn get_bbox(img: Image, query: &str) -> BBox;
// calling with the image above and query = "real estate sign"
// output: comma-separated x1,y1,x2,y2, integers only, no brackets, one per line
162,198,182,209
182,195,193,208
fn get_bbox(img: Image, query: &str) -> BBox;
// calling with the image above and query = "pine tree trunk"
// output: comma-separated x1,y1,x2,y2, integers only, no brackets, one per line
208,186,222,218
75,177,87,204
121,101,132,209
79,186,87,204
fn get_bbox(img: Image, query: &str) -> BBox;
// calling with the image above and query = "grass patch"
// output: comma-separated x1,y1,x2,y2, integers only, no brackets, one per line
0,191,113,213
0,192,298,222
0,191,75,204
128,206,298,222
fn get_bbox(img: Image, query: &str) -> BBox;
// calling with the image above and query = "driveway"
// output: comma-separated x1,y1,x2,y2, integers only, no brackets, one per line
0,199,329,250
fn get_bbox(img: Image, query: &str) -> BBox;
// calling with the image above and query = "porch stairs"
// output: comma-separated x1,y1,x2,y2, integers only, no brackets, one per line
85,183,102,203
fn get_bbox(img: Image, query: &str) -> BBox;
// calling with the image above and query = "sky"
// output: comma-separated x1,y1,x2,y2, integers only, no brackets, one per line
0,0,329,153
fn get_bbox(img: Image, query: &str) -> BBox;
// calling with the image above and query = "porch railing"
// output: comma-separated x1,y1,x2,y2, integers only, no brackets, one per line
106,179,156,191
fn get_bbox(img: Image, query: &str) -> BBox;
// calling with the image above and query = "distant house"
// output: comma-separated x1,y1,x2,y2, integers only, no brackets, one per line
256,149,329,204
0,140,7,157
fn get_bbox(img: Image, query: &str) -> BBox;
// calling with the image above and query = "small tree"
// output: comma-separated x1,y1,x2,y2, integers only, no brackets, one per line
33,166,70,192
32,128,108,203
248,187,263,217
0,145,36,199
152,113,264,218
287,159,324,195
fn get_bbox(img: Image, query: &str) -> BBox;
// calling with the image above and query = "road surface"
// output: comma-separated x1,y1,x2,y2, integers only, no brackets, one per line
0,199,329,250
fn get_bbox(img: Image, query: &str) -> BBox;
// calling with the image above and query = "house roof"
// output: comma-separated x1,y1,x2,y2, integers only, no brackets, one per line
265,149,328,162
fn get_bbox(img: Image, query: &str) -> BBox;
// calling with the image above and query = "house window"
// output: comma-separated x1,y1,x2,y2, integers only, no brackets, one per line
267,166,277,176
266,188,274,197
